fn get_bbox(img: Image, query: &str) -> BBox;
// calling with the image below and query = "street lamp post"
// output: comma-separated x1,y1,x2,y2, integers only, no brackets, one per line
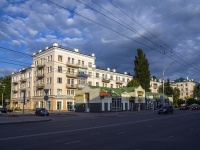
162,66,167,105
1,93,3,107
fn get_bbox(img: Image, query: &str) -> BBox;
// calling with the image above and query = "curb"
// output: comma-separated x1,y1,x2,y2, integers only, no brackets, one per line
0,118,52,125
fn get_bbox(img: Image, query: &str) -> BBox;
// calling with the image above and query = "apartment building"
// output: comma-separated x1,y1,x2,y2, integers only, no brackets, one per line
149,78,162,93
10,42,132,111
171,77,196,99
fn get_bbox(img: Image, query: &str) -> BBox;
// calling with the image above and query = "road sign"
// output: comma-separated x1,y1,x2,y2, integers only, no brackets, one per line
44,89,49,95
5,99,9,102
44,96,49,101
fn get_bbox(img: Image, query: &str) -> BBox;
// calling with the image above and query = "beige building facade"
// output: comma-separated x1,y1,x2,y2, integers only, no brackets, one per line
10,43,132,111
171,77,196,99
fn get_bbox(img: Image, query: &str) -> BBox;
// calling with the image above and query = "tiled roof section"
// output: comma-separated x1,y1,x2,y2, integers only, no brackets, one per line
174,77,186,82
89,86,136,96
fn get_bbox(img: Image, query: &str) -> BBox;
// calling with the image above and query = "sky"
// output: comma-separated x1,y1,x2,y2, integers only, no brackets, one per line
0,0,200,82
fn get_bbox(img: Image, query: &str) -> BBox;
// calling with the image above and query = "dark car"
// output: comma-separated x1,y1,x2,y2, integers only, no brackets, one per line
0,108,13,113
179,106,190,110
35,108,49,116
190,104,200,110
158,105,174,114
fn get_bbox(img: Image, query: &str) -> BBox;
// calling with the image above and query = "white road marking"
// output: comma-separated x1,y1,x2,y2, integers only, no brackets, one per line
0,112,199,141
64,141,81,145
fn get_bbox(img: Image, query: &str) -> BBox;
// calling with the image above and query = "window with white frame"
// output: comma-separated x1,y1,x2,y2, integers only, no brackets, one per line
57,89,62,95
57,77,62,84
67,90,70,95
96,73,99,78
67,102,73,110
88,62,92,68
58,66,62,73
68,57,70,63
78,60,81,65
58,55,63,62
71,90,74,96
96,82,99,86
88,81,92,86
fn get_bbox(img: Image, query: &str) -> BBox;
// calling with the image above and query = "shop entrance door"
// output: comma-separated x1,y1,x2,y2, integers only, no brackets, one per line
112,97,122,111
57,101,62,110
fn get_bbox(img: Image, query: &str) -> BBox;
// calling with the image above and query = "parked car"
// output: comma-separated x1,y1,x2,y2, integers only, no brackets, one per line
179,106,190,110
190,104,200,110
0,108,13,113
35,108,49,116
158,105,174,114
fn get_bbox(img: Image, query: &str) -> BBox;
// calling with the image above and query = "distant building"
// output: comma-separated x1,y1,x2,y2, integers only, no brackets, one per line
171,77,197,99
149,78,162,93
10,43,132,111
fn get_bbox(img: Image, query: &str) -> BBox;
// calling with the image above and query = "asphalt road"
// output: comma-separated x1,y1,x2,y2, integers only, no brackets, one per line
0,110,200,150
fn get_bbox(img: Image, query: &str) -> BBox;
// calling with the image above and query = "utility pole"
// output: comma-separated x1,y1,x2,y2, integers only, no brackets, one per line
1,93,3,107
162,66,167,105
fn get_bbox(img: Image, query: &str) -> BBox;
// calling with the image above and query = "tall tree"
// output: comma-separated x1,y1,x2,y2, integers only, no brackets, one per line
0,76,11,106
193,83,200,99
134,48,151,91
127,79,140,87
164,78,173,95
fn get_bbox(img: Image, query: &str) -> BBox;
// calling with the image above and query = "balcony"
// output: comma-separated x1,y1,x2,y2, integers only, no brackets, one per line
116,81,123,84
77,84,86,89
20,86,26,91
102,78,110,83
12,89,18,93
78,65,87,69
66,62,79,68
12,81,18,85
77,73,88,78
54,95,74,99
37,63,45,69
20,78,27,83
66,72,78,78
66,84,78,89
36,84,45,89
36,73,45,78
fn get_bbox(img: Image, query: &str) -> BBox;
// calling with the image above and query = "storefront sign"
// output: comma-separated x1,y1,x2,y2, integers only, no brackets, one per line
75,93,84,98
100,92,109,97
137,91,144,95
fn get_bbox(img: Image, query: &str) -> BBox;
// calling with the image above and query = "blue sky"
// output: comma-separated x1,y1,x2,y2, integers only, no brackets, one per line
0,0,200,82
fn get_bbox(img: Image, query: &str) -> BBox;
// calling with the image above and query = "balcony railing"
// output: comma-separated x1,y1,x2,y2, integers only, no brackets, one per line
78,65,87,69
20,86,26,91
20,78,27,82
12,81,18,84
37,63,45,69
77,84,86,89
66,62,79,68
116,81,123,84
37,73,45,78
102,78,110,83
36,84,45,89
66,72,78,78
66,84,78,89
12,89,18,93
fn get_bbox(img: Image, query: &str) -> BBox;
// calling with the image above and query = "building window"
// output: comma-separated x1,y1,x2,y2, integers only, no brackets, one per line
50,66,52,72
123,78,125,82
110,76,113,80
68,57,71,63
58,66,62,73
71,90,74,96
88,62,92,68
78,60,81,65
57,89,62,95
57,77,62,84
58,55,63,62
88,81,92,86
78,78,86,85
111,84,113,88
72,58,74,64
67,102,73,110
96,82,99,86
82,61,84,66
96,73,99,78
67,90,70,95
102,74,104,78
89,72,92,77
67,79,70,84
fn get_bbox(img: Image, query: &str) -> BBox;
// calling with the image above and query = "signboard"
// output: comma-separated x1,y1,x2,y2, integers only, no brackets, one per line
100,92,109,97
44,96,49,101
75,93,84,98
137,91,144,95
44,89,49,95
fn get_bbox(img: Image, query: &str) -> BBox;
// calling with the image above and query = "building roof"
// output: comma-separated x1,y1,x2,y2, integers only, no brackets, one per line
89,86,137,96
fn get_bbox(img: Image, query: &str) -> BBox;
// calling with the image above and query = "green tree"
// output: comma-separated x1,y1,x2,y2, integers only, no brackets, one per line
134,48,151,91
193,83,200,99
165,78,173,95
177,99,184,106
127,79,140,87
0,76,11,107
173,87,180,101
